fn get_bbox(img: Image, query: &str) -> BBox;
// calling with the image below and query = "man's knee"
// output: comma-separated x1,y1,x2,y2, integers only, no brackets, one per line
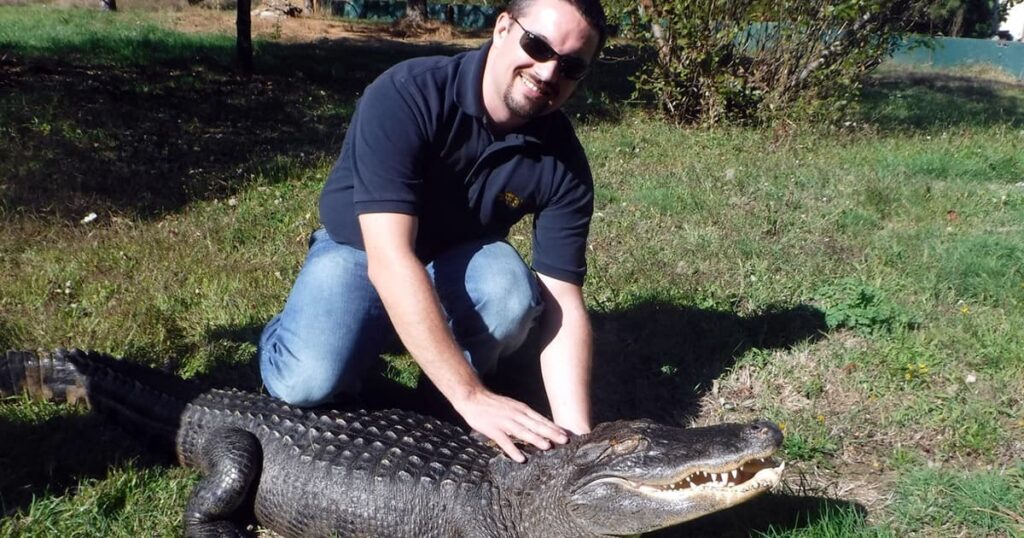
266,375,337,407
259,343,341,406
472,265,542,341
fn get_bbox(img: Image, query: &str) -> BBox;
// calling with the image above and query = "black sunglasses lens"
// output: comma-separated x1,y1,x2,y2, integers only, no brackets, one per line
520,32,556,62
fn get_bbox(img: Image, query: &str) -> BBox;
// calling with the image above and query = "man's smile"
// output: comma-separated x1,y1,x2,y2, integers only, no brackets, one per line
519,72,553,99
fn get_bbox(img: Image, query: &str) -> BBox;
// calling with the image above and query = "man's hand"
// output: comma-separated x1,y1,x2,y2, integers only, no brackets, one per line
452,387,569,463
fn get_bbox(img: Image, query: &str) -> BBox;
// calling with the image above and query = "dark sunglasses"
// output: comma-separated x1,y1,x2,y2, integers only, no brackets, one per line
511,18,591,81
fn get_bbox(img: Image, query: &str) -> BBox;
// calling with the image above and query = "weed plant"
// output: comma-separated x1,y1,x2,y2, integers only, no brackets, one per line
1,6,1023,537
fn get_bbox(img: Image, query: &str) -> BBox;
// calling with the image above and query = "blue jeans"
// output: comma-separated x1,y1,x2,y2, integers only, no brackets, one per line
259,228,544,406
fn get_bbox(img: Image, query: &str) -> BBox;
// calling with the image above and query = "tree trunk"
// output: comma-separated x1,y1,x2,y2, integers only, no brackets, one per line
305,0,314,14
637,0,669,61
100,0,116,11
950,5,965,36
405,0,427,24
237,0,253,74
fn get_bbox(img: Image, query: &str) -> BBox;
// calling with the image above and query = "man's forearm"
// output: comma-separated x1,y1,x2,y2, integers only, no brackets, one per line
366,248,485,404
537,275,593,435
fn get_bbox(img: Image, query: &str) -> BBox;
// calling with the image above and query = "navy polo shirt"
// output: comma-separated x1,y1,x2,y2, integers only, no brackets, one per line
318,41,594,286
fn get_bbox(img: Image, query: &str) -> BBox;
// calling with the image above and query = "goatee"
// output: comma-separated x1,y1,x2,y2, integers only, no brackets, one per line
503,79,549,119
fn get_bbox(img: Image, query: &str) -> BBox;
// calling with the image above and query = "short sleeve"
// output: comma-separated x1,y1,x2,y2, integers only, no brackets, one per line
350,73,431,216
531,166,594,286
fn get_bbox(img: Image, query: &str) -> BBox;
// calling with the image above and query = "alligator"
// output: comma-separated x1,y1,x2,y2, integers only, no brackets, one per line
1,349,786,537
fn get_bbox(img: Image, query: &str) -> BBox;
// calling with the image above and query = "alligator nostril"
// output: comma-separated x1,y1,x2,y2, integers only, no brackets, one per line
750,421,781,437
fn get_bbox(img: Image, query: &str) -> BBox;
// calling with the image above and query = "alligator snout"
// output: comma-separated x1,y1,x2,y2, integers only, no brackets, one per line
748,421,784,447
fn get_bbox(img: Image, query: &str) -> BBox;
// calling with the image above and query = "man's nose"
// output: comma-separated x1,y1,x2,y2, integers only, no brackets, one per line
533,58,559,82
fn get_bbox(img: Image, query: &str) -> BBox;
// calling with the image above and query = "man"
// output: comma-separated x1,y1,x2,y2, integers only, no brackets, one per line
259,0,607,463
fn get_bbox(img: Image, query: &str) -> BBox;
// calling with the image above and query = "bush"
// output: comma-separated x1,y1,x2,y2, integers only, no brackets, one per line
616,0,931,125
814,278,919,334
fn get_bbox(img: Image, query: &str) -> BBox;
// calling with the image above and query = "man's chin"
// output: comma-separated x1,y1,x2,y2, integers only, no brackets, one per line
505,94,551,120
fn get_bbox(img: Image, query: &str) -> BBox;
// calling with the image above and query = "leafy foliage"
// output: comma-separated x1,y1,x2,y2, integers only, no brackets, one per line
813,279,918,334
910,0,1011,38
615,0,930,124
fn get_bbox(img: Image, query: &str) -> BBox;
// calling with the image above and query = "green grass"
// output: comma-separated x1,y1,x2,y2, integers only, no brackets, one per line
889,464,1024,536
0,5,235,66
2,6,1023,537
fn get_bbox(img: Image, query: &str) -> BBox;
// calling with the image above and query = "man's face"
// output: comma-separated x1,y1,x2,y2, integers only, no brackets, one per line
483,0,600,127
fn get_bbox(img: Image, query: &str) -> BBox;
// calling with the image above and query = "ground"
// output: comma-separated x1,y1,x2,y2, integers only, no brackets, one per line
162,6,486,45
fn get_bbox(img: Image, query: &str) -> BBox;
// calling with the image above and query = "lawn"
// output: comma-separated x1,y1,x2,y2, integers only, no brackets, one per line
1,5,1022,537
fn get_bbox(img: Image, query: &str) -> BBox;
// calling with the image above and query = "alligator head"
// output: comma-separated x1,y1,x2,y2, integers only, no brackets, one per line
493,419,785,536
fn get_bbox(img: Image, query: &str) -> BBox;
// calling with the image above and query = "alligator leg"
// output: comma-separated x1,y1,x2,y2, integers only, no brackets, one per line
184,427,262,538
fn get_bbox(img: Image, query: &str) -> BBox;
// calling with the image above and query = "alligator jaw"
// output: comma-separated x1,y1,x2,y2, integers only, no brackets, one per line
633,456,786,497
631,456,785,500
564,420,786,535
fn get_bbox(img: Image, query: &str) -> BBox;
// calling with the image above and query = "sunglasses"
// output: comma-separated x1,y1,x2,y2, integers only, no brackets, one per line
511,18,591,81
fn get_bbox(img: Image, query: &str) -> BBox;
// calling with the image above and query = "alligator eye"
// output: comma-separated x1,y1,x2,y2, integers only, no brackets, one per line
573,436,646,466
609,436,645,455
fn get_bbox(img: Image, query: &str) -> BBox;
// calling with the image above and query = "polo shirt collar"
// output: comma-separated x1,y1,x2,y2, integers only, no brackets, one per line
455,40,491,119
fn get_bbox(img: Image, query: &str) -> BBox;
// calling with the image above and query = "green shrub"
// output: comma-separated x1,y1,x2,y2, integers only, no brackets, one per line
616,0,930,125
814,279,918,334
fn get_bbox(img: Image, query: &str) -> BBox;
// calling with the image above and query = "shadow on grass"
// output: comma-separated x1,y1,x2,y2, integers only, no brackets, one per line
650,493,868,537
1,31,634,222
0,411,166,517
0,37,451,221
492,300,828,426
860,70,1024,131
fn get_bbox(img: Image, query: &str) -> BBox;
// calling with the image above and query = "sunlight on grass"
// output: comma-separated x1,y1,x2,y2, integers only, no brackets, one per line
0,5,234,67
889,465,1024,536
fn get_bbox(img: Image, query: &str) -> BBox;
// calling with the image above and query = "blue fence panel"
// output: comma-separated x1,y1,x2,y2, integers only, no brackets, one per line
892,36,1024,79
330,0,497,28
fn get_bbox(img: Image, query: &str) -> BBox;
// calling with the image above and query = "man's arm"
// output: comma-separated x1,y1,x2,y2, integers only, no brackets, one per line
359,212,568,462
536,273,592,435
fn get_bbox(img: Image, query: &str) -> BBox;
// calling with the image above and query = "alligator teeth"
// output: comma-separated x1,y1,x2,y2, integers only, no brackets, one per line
732,469,738,479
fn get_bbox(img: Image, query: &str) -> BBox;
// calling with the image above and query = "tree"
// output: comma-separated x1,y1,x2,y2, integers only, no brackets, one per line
237,0,253,73
405,0,428,24
912,0,1002,37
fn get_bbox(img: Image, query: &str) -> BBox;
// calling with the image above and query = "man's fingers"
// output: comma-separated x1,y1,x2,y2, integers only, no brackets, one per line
491,431,525,463
506,422,553,451
456,390,569,460
513,410,569,444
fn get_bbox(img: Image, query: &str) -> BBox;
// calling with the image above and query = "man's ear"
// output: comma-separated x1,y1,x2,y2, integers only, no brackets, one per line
494,12,513,43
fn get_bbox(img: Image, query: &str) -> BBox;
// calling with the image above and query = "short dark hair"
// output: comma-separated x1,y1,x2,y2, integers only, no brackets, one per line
505,0,609,56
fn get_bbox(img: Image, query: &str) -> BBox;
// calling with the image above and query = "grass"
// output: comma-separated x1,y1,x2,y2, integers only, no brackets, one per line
0,6,235,66
1,5,1023,537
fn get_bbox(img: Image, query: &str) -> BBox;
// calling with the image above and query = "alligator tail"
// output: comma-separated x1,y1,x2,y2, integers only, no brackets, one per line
1,349,204,450
1,349,90,404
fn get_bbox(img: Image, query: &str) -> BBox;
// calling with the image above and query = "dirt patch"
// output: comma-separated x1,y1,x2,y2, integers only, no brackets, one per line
159,8,488,46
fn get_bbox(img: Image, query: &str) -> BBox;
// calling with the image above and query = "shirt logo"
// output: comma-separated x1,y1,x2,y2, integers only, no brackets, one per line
500,191,523,209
